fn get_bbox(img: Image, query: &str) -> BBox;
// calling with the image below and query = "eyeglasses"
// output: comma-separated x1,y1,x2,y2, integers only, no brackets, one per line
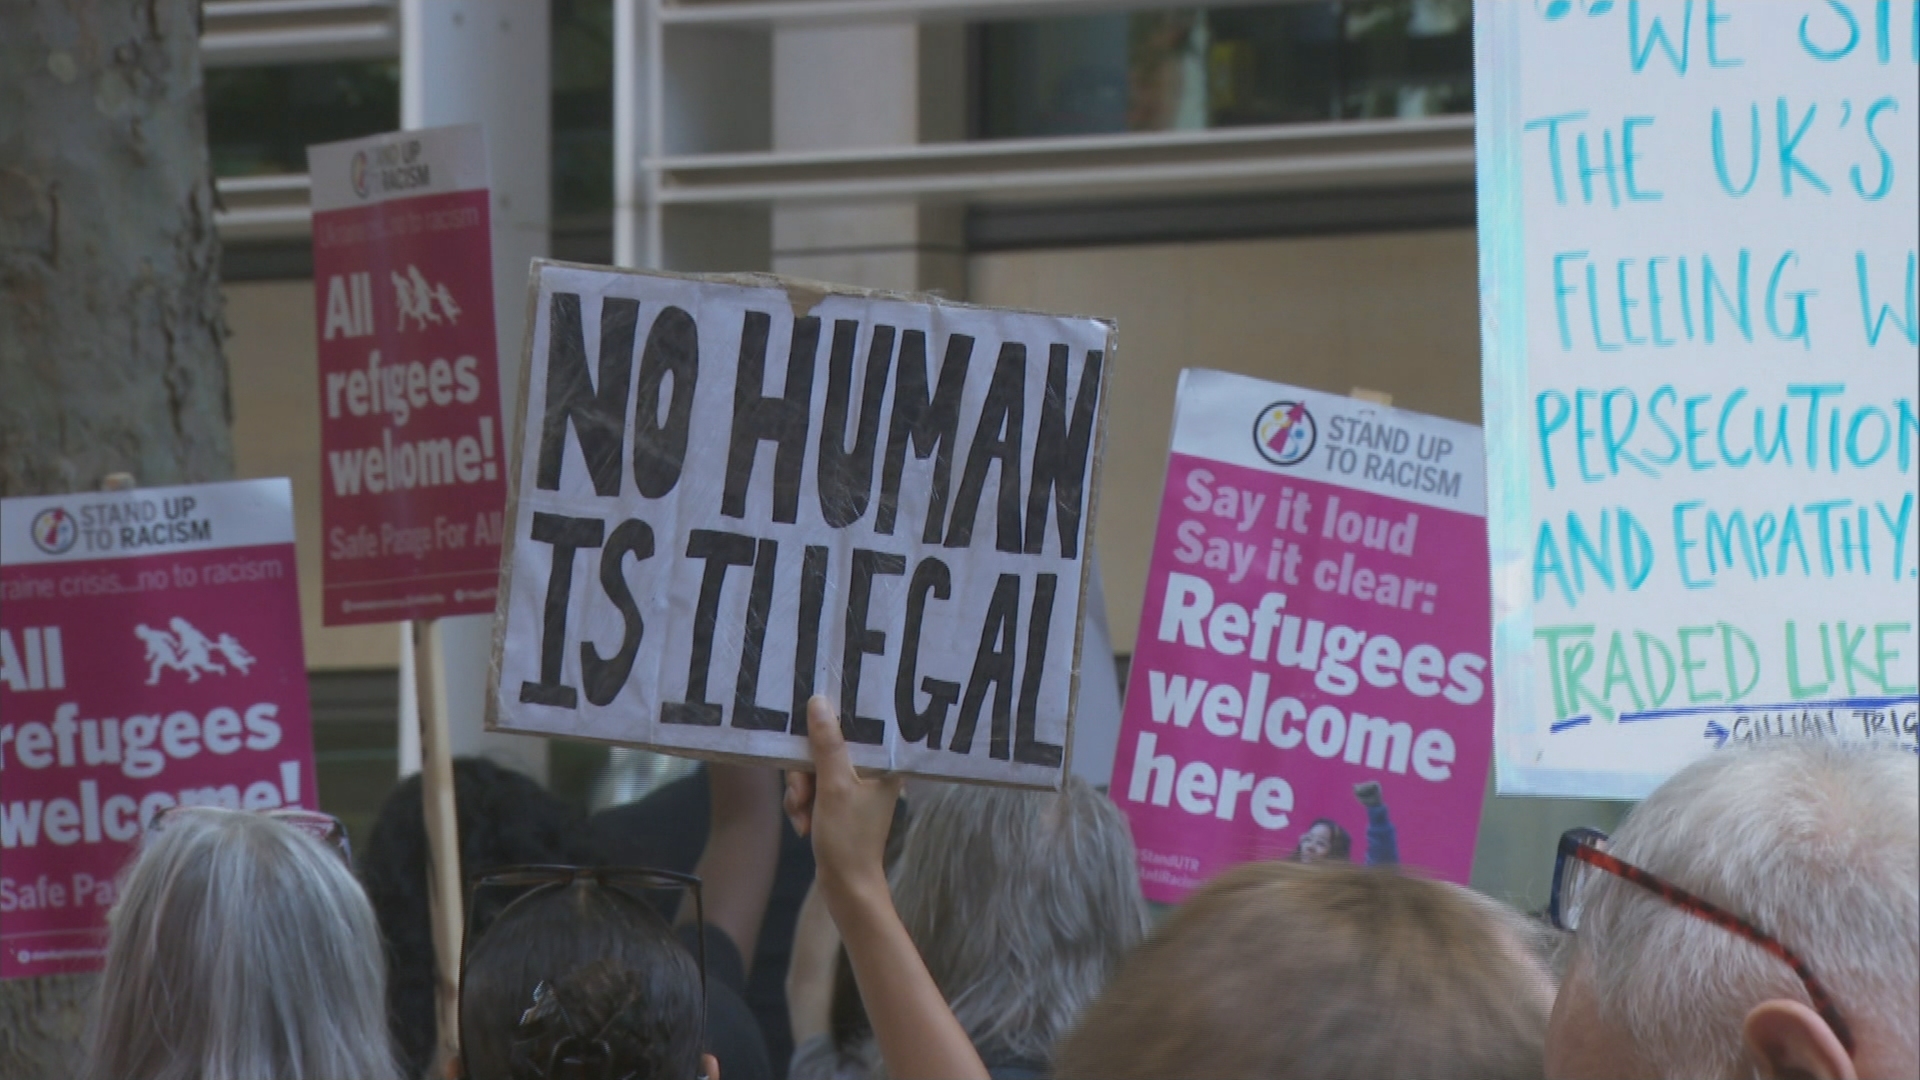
459,865,708,1079
1549,827,1855,1055
148,805,353,868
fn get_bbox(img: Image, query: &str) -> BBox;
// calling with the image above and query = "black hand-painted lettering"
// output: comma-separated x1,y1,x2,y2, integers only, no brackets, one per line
1024,346,1102,559
841,549,906,745
818,321,895,528
876,330,973,541
519,512,607,708
945,344,1026,553
582,519,653,707
788,544,831,734
664,529,755,726
632,305,699,498
732,537,788,731
723,311,817,523
950,573,1021,759
537,294,636,496
896,556,959,747
1015,572,1064,767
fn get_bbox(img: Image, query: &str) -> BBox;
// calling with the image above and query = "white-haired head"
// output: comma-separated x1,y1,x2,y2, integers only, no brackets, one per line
883,774,1151,1071
1548,739,1919,1080
81,808,405,1080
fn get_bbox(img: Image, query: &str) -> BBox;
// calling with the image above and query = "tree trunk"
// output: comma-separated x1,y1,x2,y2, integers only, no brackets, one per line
0,0,231,498
0,2,230,1075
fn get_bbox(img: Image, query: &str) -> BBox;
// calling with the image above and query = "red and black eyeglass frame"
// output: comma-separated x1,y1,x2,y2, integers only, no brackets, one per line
456,865,709,1080
1549,827,1855,1056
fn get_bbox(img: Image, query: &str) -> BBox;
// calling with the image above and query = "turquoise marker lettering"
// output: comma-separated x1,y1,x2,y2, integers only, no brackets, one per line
1806,498,1853,576
1846,407,1892,467
1766,251,1815,350
1711,105,1761,197
1618,260,1647,344
1553,251,1589,350
1630,0,1694,73
1754,403,1792,465
1523,112,1588,205
1717,389,1752,466
1706,0,1742,66
1789,384,1847,472
1856,251,1918,346
1647,387,1683,466
1776,100,1832,195
1674,502,1709,588
1648,257,1677,345
1622,117,1663,200
1587,263,1622,351
1850,98,1898,200
1701,251,1752,343
1577,128,1622,207
1801,0,1861,60
1537,390,1571,490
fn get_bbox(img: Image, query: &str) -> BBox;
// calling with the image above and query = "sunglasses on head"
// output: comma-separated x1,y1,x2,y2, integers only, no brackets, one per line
147,804,353,868
459,865,709,1080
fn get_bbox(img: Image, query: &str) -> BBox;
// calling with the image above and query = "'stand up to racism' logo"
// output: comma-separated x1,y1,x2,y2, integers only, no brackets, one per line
30,507,78,555
1253,401,1317,467
350,150,371,198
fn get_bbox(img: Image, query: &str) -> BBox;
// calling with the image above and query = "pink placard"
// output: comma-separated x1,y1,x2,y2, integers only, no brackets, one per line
308,125,507,625
1111,372,1493,902
1,480,317,979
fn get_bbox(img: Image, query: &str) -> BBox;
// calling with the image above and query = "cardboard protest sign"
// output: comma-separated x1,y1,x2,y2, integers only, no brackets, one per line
1476,2,1920,798
1110,372,1491,902
0,480,318,978
489,262,1112,789
307,124,508,626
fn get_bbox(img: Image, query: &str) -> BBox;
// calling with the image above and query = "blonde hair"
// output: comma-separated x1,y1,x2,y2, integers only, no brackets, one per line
81,809,405,1080
1053,861,1554,1080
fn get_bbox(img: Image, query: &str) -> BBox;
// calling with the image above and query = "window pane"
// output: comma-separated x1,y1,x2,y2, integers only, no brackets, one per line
207,61,400,177
974,0,1471,140
553,0,615,226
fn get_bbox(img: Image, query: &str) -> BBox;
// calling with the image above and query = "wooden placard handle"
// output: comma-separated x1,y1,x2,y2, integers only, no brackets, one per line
413,618,465,1075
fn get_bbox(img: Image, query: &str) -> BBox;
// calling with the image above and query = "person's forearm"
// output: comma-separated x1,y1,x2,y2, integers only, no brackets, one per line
682,764,782,962
786,881,841,1045
824,875,988,1080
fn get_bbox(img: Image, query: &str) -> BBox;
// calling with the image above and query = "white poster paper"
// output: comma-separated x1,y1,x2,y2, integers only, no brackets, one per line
489,262,1113,789
1476,1,1919,797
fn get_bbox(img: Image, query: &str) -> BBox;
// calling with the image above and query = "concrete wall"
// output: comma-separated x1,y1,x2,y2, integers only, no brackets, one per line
972,227,1485,653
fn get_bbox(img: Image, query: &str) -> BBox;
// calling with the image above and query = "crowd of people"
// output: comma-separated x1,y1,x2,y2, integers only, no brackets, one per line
75,699,1919,1080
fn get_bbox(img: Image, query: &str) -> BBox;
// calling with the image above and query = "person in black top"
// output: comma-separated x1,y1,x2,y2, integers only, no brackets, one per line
362,758,774,1080
592,765,816,1078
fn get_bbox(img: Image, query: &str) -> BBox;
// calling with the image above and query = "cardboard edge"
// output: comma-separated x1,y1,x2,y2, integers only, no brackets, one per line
483,257,550,734
1060,320,1121,792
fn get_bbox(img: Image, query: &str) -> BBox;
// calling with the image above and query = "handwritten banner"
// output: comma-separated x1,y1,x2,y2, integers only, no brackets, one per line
1111,372,1492,902
488,262,1113,789
1476,0,1919,797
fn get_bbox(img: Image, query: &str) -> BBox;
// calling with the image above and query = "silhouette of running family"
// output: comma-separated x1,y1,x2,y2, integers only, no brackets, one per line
135,618,255,684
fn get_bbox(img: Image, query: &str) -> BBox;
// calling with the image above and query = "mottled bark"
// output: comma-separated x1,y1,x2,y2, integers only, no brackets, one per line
0,0,232,499
0,2,230,1076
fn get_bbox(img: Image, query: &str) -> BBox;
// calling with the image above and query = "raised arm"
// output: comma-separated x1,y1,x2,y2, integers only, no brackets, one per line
1354,780,1400,868
784,697,988,1080
785,878,840,1047
680,763,784,964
